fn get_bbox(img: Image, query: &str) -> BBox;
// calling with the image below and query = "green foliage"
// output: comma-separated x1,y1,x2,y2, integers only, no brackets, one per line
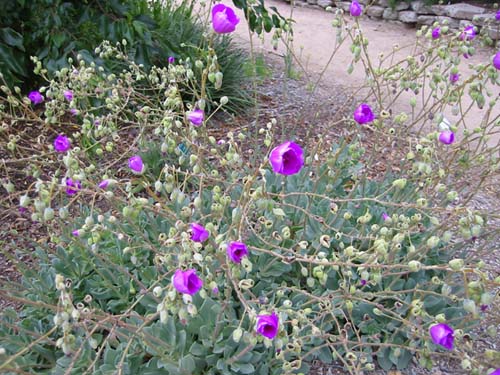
0,0,252,112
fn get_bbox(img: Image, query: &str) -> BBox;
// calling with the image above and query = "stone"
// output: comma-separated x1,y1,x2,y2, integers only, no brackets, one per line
383,8,399,20
317,0,334,7
430,5,447,16
335,1,352,12
458,20,474,29
471,13,496,26
367,5,384,18
444,3,486,20
484,25,500,40
417,15,436,26
394,2,410,11
377,0,409,10
399,11,418,23
307,0,318,5
437,16,460,29
410,0,433,14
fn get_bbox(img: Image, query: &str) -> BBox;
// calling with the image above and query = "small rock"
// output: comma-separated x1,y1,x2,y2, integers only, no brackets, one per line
367,5,384,18
458,20,473,29
317,0,334,7
377,0,409,10
417,15,436,25
399,10,418,23
335,1,352,12
394,2,410,11
444,3,486,20
307,0,318,5
410,0,433,14
383,8,399,20
430,5,447,16
484,25,500,40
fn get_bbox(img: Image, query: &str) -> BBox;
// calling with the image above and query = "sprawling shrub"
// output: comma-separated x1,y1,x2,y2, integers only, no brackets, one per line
0,3,499,375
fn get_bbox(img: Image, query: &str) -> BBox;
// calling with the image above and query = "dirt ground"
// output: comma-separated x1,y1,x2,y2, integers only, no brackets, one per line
222,0,500,146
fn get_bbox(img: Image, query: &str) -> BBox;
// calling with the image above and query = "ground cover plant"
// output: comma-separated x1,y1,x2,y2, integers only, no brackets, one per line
0,0,500,374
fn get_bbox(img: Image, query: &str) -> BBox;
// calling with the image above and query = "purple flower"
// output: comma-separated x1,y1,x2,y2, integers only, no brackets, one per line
54,134,71,153
256,312,279,339
429,323,454,350
480,304,488,312
381,212,390,221
69,108,79,116
439,130,455,145
172,269,203,295
187,109,204,126
190,223,209,242
350,0,362,17
98,179,110,189
227,241,249,263
449,73,460,84
353,103,375,125
431,27,441,39
72,230,80,236
63,90,73,101
28,91,44,105
269,141,304,176
496,10,500,21
493,51,500,70
490,369,500,375
168,56,175,64
65,178,81,196
128,155,144,174
360,279,367,286
460,25,476,41
212,4,240,34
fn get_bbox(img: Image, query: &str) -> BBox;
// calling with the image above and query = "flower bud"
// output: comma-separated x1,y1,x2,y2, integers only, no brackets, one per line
392,178,407,189
43,207,55,221
238,279,254,290
449,258,464,271
153,286,163,297
426,236,440,248
19,195,31,207
232,328,243,342
463,299,477,315
461,359,471,371
408,260,421,272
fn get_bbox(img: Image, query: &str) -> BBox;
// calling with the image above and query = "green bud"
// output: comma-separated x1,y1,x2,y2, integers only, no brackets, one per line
232,328,243,342
446,191,458,201
408,260,421,272
461,359,471,371
392,178,407,189
463,299,476,315
238,279,254,290
449,258,464,271
43,207,55,221
426,236,440,248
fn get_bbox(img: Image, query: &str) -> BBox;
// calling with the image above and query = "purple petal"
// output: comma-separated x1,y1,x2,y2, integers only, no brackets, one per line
256,312,279,339
269,141,304,175
212,4,240,34
429,323,454,350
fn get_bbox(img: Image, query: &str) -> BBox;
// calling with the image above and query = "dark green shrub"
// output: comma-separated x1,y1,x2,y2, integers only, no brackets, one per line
0,0,252,112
